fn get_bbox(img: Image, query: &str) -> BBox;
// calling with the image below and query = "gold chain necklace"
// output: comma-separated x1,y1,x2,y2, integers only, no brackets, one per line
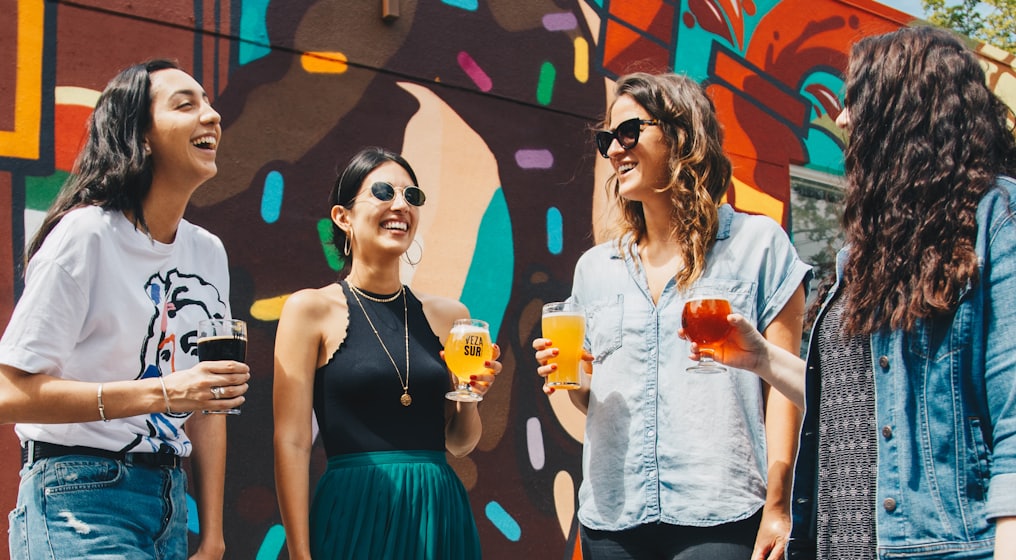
348,283,412,406
348,284,402,303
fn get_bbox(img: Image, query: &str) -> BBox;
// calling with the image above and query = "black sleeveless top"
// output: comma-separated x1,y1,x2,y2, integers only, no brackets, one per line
313,282,451,456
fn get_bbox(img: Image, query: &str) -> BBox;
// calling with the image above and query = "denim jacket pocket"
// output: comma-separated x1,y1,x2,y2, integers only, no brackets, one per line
906,297,972,362
966,416,991,502
587,294,624,363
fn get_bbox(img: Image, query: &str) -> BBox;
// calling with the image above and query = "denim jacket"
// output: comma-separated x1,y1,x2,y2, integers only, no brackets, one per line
572,204,811,530
788,176,1016,559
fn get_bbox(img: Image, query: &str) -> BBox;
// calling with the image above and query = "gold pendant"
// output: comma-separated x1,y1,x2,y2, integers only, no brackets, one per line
400,392,412,407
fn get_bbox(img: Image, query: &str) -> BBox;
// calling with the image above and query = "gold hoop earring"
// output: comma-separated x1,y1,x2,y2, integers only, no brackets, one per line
402,238,422,266
343,235,351,257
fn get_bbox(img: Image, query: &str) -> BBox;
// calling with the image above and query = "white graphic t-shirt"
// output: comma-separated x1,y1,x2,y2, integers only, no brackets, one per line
0,205,230,456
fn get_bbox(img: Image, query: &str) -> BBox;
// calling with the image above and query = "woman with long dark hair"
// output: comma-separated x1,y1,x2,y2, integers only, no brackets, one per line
687,26,1016,559
0,60,248,558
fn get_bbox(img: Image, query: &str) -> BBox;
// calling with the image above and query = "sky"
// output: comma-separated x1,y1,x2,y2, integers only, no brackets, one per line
876,0,926,17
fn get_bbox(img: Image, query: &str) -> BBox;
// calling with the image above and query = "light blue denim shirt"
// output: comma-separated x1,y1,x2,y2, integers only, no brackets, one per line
789,176,1016,559
572,204,812,530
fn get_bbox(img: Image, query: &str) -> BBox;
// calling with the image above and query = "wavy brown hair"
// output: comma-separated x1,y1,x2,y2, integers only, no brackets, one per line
839,26,1016,335
606,73,732,291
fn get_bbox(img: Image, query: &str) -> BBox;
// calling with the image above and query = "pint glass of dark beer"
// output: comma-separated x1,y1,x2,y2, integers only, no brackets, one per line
681,297,732,373
197,318,247,414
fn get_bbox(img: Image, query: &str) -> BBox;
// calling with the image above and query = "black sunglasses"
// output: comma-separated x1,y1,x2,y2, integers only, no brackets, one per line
369,181,426,207
594,118,659,158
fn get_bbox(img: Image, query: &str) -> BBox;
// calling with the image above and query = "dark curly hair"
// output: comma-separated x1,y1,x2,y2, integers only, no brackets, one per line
839,26,1016,335
606,73,732,291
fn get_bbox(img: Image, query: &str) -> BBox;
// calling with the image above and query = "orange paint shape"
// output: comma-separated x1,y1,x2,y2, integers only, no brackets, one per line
301,52,349,74
54,105,92,172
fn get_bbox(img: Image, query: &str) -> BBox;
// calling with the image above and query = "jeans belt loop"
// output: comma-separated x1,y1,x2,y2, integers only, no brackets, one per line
25,440,35,467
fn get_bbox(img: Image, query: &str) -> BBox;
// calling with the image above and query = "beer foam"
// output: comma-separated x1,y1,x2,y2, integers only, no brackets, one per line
543,311,585,319
197,335,245,344
450,324,488,336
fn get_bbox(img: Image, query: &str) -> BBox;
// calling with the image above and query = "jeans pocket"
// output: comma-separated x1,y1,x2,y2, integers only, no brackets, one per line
8,505,28,559
42,457,122,495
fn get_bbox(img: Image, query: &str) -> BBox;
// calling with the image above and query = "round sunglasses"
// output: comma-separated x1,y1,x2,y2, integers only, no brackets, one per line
367,181,426,207
594,118,659,158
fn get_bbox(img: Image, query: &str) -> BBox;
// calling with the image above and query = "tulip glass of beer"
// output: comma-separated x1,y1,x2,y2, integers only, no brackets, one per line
542,302,586,390
197,318,247,414
444,319,492,402
681,297,732,373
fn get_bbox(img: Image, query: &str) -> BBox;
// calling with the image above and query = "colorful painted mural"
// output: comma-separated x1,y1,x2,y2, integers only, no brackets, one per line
1,0,1014,558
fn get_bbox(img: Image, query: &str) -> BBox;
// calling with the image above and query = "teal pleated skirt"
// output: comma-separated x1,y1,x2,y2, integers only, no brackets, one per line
309,450,482,559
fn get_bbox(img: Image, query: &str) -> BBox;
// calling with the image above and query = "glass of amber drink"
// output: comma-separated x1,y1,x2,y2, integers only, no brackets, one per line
681,297,732,373
444,319,492,402
542,302,586,390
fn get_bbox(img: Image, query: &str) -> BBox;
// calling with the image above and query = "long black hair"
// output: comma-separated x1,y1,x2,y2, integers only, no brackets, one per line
25,59,180,267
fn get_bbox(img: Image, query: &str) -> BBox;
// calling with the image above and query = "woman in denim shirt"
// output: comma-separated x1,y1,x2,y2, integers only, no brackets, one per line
688,27,1016,559
533,73,811,560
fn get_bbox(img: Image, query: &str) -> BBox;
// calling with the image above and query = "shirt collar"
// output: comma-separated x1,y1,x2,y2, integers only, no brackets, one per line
610,203,734,256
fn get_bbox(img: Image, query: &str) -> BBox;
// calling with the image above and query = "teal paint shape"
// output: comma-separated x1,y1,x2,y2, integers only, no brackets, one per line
261,170,284,224
186,494,199,533
317,218,344,272
673,0,780,80
537,61,556,106
802,129,845,177
255,524,287,560
442,0,478,10
546,207,563,255
459,188,513,342
239,0,272,65
485,501,522,541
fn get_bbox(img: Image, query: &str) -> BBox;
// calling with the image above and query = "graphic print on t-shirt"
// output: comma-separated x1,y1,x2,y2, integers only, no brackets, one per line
129,269,226,453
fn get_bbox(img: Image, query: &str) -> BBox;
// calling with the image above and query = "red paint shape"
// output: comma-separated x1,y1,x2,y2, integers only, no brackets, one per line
54,105,92,172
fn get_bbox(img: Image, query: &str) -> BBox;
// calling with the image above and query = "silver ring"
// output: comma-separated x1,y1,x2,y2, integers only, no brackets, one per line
210,386,224,399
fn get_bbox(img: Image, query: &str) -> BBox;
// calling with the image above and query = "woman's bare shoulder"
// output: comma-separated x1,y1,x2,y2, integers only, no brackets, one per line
281,283,346,321
413,290,469,339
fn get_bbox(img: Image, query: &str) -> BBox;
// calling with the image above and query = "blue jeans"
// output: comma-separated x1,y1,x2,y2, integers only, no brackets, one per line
8,454,188,559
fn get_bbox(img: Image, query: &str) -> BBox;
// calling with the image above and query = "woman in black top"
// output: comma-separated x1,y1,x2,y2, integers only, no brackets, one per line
273,147,500,559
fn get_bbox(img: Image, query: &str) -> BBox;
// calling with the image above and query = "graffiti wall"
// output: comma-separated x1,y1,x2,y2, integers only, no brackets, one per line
1,0,1014,558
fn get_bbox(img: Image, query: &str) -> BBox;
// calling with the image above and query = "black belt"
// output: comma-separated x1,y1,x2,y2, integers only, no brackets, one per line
21,441,181,469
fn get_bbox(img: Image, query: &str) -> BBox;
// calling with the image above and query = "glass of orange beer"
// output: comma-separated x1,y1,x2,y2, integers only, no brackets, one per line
542,302,586,390
681,297,732,373
444,318,492,402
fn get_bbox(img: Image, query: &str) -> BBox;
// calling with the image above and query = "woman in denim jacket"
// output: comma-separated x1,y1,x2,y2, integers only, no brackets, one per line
687,26,1016,559
533,73,811,560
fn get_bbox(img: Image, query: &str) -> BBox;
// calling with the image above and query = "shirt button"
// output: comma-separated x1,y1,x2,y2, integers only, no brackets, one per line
879,356,890,369
881,426,892,439
883,498,897,512
647,430,655,437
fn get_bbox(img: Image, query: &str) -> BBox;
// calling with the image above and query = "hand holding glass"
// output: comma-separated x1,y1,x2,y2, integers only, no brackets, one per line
444,319,492,402
197,318,247,414
542,302,586,390
682,298,732,373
